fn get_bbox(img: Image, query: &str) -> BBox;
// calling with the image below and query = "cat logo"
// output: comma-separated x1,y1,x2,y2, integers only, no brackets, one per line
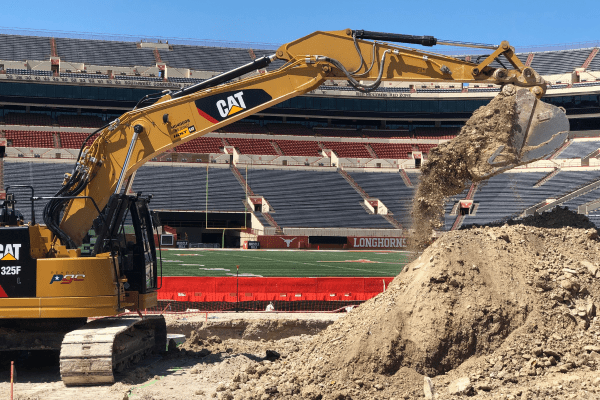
195,89,272,124
216,91,246,118
0,244,21,261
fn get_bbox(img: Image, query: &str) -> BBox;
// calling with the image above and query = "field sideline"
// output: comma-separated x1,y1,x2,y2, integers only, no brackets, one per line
157,249,412,277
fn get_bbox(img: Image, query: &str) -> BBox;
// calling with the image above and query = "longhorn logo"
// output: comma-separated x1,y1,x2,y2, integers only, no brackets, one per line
280,237,297,248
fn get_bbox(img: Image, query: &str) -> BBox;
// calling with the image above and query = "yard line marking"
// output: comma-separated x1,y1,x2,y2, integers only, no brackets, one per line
198,268,230,271
235,254,396,275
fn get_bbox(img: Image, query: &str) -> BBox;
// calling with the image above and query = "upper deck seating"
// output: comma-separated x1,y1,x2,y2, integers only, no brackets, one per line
175,137,223,154
0,35,52,62
227,138,277,155
275,140,322,156
158,45,252,72
414,127,459,139
59,132,100,149
55,37,156,67
362,130,411,139
5,130,54,148
369,143,414,159
529,49,593,75
321,141,371,158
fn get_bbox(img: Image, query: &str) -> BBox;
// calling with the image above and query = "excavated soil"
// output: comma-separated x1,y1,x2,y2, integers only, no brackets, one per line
411,92,518,248
216,207,600,400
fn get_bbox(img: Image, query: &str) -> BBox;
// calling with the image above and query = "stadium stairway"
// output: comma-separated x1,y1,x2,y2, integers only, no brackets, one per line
450,183,478,231
524,175,600,216
338,169,369,199
338,169,403,229
230,165,255,196
399,169,413,187
270,140,284,156
365,144,377,158
534,168,561,187
229,165,283,233
262,212,283,234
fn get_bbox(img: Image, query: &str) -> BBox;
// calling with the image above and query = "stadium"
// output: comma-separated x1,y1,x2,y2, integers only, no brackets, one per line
1,30,600,310
4,21,600,398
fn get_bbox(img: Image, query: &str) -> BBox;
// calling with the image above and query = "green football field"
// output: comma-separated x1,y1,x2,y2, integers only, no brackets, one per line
157,249,413,277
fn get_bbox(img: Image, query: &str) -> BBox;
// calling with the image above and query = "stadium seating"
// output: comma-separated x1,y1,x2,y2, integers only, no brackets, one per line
349,171,418,226
115,75,164,82
456,170,600,228
175,137,224,154
157,45,253,72
133,165,247,211
55,37,156,67
227,138,278,155
4,162,69,221
587,54,600,72
362,130,411,139
60,72,110,79
369,143,414,159
6,69,52,76
3,113,54,126
572,81,600,88
59,132,100,149
418,88,462,93
245,169,393,228
529,49,592,75
416,143,438,155
5,130,54,148
0,35,52,62
414,127,459,139
321,141,371,158
556,140,600,159
468,87,501,93
275,140,322,156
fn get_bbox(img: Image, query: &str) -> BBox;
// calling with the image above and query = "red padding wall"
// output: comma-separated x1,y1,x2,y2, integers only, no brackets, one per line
158,277,395,303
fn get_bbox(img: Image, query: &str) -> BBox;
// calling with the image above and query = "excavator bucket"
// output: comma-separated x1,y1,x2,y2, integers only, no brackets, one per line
483,87,570,179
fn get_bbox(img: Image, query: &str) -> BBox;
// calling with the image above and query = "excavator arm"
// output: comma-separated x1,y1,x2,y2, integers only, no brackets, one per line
48,29,564,248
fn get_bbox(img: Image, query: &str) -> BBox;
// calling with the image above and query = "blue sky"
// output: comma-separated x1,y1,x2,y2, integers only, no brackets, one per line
3,0,600,50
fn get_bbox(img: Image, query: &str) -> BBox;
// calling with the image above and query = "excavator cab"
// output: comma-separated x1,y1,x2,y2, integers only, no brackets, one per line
90,192,160,295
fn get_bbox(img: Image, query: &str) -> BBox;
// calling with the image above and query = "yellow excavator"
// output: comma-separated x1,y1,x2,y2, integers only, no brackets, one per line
0,29,569,385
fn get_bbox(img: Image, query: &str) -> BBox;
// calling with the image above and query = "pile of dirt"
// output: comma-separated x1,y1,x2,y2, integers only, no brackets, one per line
219,208,600,399
411,91,518,249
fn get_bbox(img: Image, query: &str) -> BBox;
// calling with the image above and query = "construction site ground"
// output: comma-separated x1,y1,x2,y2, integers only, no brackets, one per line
5,207,600,400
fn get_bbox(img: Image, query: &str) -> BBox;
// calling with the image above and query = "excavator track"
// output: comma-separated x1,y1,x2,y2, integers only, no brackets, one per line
59,315,166,386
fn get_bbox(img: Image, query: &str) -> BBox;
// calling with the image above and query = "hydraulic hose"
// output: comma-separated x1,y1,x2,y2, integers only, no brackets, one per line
318,49,392,93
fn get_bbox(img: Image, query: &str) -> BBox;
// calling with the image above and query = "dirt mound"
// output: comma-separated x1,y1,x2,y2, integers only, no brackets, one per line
224,208,600,399
411,92,518,249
